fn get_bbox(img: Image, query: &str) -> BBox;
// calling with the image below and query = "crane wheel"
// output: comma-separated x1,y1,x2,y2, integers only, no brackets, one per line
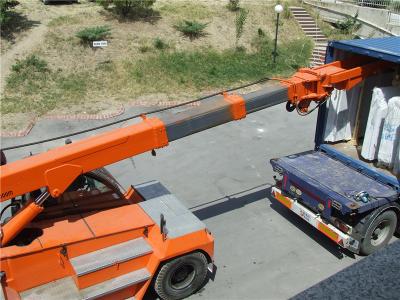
360,210,397,256
154,252,208,300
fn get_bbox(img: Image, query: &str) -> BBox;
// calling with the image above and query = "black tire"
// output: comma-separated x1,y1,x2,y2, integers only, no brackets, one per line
360,210,397,255
154,252,208,300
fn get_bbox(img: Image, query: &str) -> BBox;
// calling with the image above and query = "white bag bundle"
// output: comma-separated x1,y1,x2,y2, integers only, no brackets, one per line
361,87,400,160
377,96,400,167
323,86,360,142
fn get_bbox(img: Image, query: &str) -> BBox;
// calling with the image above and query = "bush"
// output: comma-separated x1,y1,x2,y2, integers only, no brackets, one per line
97,0,156,18
76,26,111,44
226,0,240,11
235,8,248,47
153,37,168,50
335,13,361,34
0,0,18,26
11,54,48,73
174,20,208,39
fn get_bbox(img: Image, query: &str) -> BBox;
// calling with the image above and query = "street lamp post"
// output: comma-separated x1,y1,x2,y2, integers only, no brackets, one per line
273,4,283,64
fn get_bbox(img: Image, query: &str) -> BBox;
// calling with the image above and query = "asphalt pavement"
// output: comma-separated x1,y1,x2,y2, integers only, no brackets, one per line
2,102,363,299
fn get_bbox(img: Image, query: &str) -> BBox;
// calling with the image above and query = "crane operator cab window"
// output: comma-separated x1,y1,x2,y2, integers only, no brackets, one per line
36,168,127,220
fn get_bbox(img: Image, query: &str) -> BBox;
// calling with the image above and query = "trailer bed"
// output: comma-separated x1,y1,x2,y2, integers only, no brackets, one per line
272,151,398,214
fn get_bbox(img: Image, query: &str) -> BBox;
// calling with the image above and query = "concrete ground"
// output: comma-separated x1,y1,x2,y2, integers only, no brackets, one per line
2,103,363,299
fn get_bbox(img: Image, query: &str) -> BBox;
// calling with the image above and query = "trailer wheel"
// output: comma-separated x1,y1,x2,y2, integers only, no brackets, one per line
154,252,208,300
360,210,397,255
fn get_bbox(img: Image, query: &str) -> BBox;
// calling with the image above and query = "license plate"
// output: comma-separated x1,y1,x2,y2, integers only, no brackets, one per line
299,208,311,222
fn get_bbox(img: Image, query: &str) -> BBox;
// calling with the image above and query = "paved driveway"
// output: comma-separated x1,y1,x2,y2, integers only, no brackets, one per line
2,103,361,299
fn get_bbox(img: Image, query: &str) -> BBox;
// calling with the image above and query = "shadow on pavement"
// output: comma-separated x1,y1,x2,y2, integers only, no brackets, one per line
190,184,271,220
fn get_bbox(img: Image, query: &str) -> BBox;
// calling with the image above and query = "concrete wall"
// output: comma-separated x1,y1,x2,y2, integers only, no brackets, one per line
304,0,400,37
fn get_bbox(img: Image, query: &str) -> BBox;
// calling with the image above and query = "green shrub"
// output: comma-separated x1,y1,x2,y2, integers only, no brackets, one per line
335,13,361,34
97,0,156,18
11,54,48,73
0,0,18,26
174,20,208,39
226,0,240,11
76,26,111,44
235,8,248,47
153,37,168,50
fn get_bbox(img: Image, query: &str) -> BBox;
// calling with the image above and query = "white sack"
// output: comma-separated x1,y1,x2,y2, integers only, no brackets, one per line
377,96,400,167
323,86,360,142
361,87,400,160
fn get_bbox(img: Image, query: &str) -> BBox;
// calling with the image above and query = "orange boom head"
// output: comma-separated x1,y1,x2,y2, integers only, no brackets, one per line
280,59,392,113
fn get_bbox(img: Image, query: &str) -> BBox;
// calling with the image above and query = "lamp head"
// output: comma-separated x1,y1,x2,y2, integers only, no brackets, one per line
274,4,284,13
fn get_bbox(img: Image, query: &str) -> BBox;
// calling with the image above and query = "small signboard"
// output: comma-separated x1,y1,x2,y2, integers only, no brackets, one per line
93,41,108,48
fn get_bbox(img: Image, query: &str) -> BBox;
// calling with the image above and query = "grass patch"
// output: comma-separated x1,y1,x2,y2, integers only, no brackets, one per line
56,73,87,96
48,15,80,27
130,37,312,91
2,54,90,115
7,55,50,92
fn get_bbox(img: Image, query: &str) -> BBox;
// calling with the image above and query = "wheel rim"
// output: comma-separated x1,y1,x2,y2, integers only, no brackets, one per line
170,264,196,290
371,219,391,246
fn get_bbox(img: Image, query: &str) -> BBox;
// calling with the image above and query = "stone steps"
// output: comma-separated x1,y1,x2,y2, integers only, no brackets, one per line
290,6,328,66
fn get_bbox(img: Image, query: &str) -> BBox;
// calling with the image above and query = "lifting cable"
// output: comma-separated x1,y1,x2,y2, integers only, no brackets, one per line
3,77,275,151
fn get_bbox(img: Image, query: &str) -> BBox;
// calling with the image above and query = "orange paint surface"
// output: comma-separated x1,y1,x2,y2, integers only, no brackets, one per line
82,205,153,237
1,204,214,296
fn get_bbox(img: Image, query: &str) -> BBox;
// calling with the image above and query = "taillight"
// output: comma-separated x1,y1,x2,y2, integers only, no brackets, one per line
332,218,351,234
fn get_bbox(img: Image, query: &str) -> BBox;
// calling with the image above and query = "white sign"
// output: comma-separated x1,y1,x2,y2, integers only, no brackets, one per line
93,41,108,47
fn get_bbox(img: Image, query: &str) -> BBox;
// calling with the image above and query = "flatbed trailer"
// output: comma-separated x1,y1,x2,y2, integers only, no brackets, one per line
271,37,400,255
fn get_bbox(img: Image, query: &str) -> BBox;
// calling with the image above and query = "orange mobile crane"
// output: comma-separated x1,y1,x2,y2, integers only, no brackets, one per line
0,56,394,299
